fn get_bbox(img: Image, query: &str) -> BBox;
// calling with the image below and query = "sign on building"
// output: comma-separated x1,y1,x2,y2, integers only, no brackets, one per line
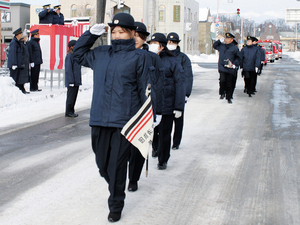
286,8,300,23
174,5,180,22
0,0,10,10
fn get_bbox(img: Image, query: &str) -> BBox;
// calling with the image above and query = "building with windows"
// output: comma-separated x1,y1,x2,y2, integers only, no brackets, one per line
1,3,30,43
59,0,199,54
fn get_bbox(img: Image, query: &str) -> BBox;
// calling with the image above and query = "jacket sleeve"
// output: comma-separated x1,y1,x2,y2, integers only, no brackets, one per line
27,41,33,63
173,61,185,112
233,48,242,68
213,40,221,50
240,49,244,69
255,49,261,68
73,30,100,69
8,41,18,67
60,14,64,25
39,9,48,19
260,48,265,61
65,54,74,86
182,54,193,97
153,56,164,115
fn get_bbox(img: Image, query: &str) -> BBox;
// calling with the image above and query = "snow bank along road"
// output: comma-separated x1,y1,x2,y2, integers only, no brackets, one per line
1,55,300,224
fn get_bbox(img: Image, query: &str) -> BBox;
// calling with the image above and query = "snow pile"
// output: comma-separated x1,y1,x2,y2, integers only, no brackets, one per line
187,53,218,63
285,52,300,62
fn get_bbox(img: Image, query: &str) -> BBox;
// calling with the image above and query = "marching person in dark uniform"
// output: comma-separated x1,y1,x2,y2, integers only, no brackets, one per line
28,29,43,92
240,36,261,97
19,31,30,94
7,28,28,94
213,33,241,103
52,5,64,25
127,21,163,192
73,13,152,222
252,37,265,92
166,32,193,149
65,40,81,118
39,4,53,24
148,33,185,170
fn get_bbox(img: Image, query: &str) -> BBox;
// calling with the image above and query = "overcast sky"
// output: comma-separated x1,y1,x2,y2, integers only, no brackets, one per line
10,0,300,24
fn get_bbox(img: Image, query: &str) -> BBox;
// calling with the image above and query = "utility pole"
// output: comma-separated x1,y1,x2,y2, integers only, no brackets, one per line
96,0,106,23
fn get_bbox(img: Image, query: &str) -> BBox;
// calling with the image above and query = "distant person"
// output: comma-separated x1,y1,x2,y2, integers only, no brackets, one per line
65,40,81,118
19,30,30,94
252,37,265,92
28,29,43,92
166,32,193,149
213,33,241,103
39,4,53,24
7,28,29,94
52,5,64,25
240,36,261,97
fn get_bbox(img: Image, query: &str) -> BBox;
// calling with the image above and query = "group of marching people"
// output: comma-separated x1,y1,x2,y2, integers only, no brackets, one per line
7,28,43,93
72,13,193,222
213,33,265,103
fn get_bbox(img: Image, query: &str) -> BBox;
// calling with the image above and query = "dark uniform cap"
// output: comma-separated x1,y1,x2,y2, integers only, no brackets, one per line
147,33,167,45
225,32,235,38
53,5,61,9
13,27,22,35
68,40,76,48
167,32,181,42
108,13,136,30
30,29,39,35
43,4,51,8
232,39,238,45
134,22,150,36
247,36,253,41
252,37,258,42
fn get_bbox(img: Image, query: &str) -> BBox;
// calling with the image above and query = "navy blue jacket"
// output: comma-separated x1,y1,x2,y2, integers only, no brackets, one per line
52,12,64,25
142,44,164,115
39,9,53,24
7,37,22,68
159,51,185,115
73,31,152,128
170,46,193,97
257,45,265,61
28,37,43,65
213,40,241,74
240,45,261,72
18,41,30,84
65,52,82,87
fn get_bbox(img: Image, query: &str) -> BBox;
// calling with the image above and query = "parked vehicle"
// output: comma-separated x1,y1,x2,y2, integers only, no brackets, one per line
261,46,267,65
273,40,282,59
272,41,279,60
258,40,275,63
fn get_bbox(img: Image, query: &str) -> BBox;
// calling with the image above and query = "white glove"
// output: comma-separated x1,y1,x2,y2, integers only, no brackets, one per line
185,96,189,103
30,63,34,68
145,86,151,97
90,23,106,36
220,37,225,43
69,84,74,87
255,67,259,73
173,110,182,118
232,65,236,69
12,65,17,70
153,115,162,128
261,61,264,64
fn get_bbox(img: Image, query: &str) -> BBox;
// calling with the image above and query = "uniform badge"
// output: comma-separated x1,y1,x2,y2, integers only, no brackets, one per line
114,19,119,24
170,35,174,38
152,36,155,39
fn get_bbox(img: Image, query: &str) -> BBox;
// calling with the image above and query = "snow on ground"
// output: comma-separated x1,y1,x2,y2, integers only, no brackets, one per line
284,52,300,62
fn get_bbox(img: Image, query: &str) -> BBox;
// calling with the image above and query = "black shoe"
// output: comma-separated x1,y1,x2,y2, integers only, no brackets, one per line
128,181,138,192
22,90,30,94
172,145,179,150
152,149,158,158
157,162,167,170
30,89,42,92
248,94,252,97
220,94,225,99
228,99,232,104
244,88,247,93
65,113,78,117
108,212,121,222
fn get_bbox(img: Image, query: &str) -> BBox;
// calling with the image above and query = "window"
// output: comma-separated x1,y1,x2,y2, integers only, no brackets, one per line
158,5,165,22
71,4,77,17
85,4,91,17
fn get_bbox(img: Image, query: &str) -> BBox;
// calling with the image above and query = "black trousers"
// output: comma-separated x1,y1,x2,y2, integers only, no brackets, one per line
128,146,145,182
172,111,184,147
91,126,131,213
30,64,41,91
66,86,79,115
244,71,256,94
219,72,235,100
157,114,174,164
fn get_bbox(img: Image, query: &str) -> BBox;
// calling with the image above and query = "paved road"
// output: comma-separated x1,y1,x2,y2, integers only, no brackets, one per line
1,55,300,225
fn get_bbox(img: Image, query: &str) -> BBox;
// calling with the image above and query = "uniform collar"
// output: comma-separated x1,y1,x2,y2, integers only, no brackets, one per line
170,46,181,55
111,39,136,52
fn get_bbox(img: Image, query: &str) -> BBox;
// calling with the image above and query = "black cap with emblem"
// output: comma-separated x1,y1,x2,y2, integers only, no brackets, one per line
108,13,136,30
167,32,181,42
225,32,235,39
134,22,150,36
30,29,39,36
13,27,22,36
147,33,167,45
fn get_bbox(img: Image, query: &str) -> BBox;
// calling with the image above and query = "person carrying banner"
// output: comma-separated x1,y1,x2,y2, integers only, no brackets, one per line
126,21,163,192
73,13,152,222
148,33,185,170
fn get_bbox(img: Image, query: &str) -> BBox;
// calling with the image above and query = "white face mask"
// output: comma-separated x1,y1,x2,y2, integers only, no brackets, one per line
167,44,177,51
149,43,160,54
